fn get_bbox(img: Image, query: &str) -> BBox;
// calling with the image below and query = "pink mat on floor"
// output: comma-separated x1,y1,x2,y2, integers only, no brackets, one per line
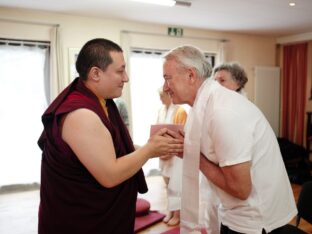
160,226,207,234
134,211,166,233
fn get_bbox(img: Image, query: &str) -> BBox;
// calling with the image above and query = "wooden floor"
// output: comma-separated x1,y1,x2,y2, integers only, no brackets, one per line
138,176,312,234
289,183,312,233
0,176,310,234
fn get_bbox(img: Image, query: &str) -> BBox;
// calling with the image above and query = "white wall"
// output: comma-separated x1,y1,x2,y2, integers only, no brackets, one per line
0,6,281,140
254,66,281,135
0,6,277,100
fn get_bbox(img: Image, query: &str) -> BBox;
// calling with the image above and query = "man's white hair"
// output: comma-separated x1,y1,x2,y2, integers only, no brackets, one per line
164,45,212,79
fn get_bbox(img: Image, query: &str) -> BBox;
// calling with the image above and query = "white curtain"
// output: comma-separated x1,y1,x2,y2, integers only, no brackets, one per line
218,40,229,64
50,26,64,102
0,44,48,186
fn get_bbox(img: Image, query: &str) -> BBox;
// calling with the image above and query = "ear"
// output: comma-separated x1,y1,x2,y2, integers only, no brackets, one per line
89,66,101,82
188,68,197,84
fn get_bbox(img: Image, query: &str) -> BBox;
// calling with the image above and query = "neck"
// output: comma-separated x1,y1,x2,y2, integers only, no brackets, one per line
189,78,205,106
84,80,104,100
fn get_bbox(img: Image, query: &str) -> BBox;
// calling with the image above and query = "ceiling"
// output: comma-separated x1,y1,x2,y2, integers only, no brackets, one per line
1,0,312,36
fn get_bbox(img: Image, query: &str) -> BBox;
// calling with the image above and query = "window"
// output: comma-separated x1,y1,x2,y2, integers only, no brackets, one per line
204,53,216,68
0,40,49,186
129,48,167,175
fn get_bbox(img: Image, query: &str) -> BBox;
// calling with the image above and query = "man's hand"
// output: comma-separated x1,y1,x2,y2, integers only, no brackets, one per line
163,128,184,140
163,128,184,158
160,155,174,160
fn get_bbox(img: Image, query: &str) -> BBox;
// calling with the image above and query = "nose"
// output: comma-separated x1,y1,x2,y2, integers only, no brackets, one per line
163,81,169,92
123,72,129,83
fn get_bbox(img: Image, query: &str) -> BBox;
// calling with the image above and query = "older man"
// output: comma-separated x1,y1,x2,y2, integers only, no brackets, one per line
163,45,296,234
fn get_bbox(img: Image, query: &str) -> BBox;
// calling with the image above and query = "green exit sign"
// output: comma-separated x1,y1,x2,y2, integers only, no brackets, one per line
168,27,183,37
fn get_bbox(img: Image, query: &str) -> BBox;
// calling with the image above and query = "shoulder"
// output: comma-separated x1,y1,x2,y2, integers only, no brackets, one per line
57,91,99,116
62,108,109,141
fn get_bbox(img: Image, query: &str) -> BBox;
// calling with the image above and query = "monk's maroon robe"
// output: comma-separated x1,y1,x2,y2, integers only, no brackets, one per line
38,78,147,234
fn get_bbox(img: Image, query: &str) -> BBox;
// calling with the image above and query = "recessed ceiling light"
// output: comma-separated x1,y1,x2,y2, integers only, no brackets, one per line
289,2,296,6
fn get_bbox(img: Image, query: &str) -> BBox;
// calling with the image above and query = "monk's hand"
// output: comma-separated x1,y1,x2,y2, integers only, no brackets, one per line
148,128,183,157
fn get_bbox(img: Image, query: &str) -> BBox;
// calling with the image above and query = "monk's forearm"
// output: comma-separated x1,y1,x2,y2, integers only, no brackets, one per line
102,146,151,188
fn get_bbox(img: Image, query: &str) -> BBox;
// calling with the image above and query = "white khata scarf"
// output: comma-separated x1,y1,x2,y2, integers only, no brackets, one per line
180,79,217,234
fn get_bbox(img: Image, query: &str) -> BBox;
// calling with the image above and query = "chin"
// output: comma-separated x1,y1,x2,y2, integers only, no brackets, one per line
173,97,186,105
171,98,180,105
116,90,122,97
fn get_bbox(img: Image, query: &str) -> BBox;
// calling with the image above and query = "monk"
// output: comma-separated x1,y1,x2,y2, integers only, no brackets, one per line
37,38,183,234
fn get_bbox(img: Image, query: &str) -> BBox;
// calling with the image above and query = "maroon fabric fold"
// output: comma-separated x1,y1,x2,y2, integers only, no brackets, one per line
160,226,207,234
38,78,147,234
134,211,166,233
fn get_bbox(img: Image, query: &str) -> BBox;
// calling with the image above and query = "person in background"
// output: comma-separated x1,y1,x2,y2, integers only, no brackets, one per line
114,97,129,128
162,45,297,234
156,87,187,226
37,38,183,234
213,62,248,97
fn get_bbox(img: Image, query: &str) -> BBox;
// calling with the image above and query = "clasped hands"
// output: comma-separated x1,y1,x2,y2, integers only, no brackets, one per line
150,128,184,159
